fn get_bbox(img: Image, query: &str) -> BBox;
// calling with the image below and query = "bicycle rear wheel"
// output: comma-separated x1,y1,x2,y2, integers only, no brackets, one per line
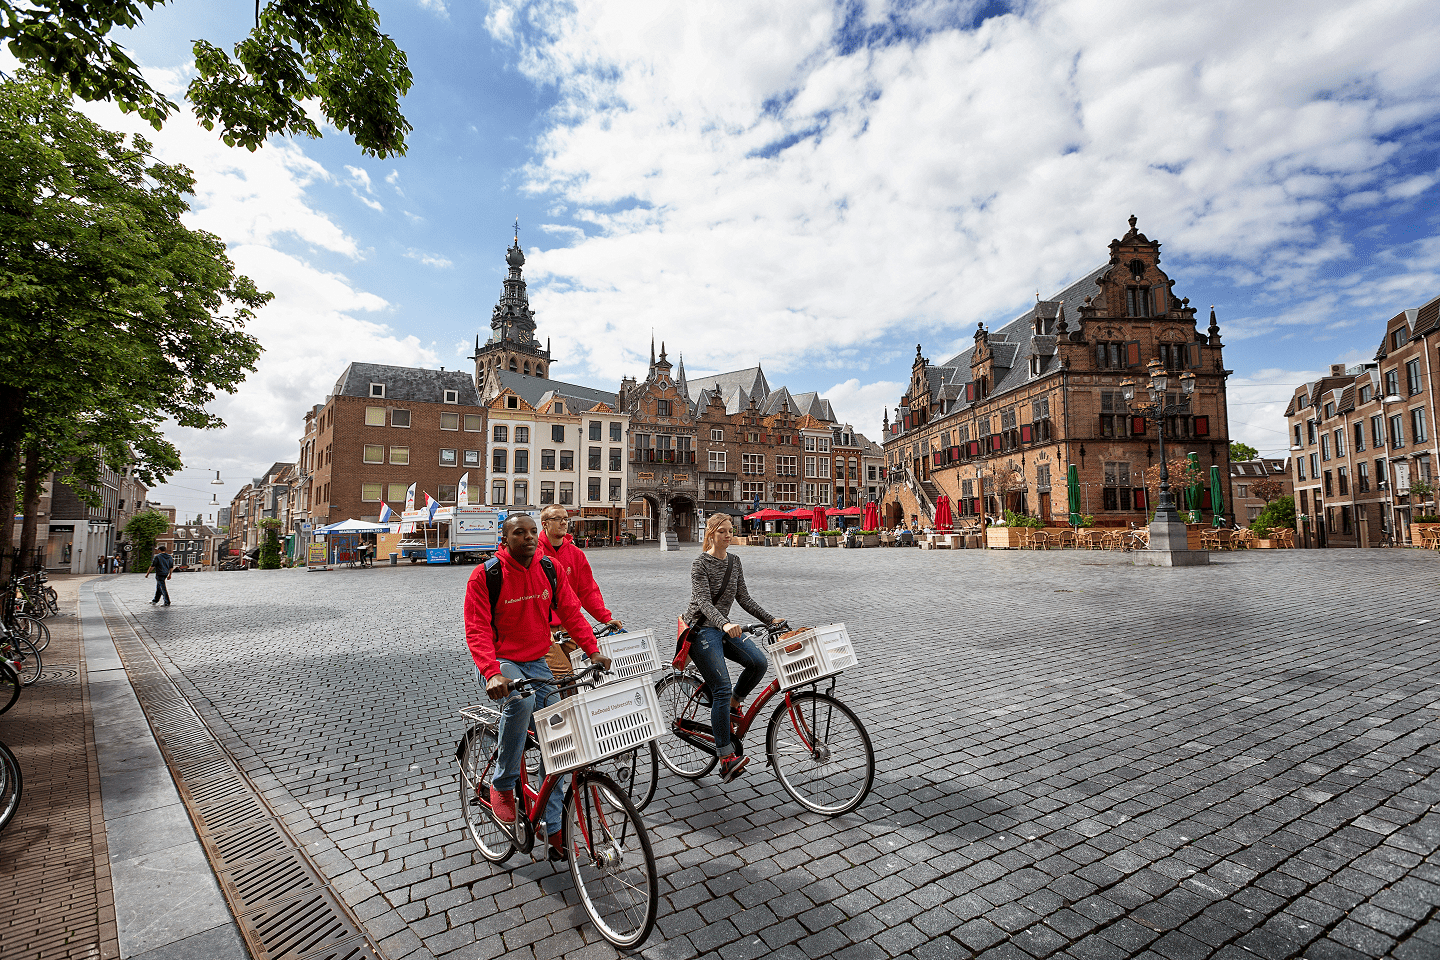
457,724,514,863
13,616,48,652
654,673,718,779
0,740,20,833
565,771,656,948
3,637,40,686
45,587,58,616
602,742,658,811
766,691,874,816
0,662,19,715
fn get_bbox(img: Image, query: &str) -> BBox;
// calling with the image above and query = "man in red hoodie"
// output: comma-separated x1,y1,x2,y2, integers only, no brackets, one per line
465,514,610,859
537,505,622,678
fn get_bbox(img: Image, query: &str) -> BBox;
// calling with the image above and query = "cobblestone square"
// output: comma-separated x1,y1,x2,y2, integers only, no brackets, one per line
93,547,1440,960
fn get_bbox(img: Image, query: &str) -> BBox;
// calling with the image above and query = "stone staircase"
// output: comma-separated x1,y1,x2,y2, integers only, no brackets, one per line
658,530,679,551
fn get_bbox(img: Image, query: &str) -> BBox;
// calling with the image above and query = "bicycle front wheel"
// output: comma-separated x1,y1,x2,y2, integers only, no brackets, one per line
565,771,656,948
654,673,718,779
601,742,658,811
0,740,21,833
14,616,48,652
0,662,19,715
457,724,513,863
5,638,40,686
766,691,874,816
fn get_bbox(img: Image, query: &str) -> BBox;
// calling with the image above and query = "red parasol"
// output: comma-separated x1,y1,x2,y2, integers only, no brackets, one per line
862,502,880,529
746,508,789,521
811,505,828,531
934,495,954,532
783,507,811,518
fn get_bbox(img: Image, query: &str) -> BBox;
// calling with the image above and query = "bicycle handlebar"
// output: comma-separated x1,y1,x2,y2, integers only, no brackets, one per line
504,660,609,695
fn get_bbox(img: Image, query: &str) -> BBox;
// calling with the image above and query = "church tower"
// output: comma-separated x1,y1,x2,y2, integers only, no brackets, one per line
472,225,552,394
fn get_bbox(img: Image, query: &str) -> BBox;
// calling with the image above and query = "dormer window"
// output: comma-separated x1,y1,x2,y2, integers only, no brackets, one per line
506,395,519,409
1029,356,1043,377
1392,329,1405,350
444,389,458,404
369,383,385,398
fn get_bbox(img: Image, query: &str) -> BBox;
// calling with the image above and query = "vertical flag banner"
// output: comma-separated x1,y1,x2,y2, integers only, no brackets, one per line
458,472,469,506
405,483,416,512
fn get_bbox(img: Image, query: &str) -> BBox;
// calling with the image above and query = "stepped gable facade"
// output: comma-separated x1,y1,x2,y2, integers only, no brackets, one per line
881,216,1232,529
619,340,700,542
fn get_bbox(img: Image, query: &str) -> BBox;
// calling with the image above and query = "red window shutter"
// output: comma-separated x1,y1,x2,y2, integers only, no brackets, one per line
1193,415,1209,436
1020,424,1033,443
903,413,911,429
1134,488,1147,510
1132,416,1147,435
965,382,976,402
1126,341,1141,367
973,498,982,514
990,434,1002,451
1187,343,1202,368
951,446,960,461
1202,489,1212,509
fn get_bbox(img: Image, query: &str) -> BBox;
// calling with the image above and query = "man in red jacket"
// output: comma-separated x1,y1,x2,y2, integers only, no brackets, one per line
465,514,610,859
537,505,622,678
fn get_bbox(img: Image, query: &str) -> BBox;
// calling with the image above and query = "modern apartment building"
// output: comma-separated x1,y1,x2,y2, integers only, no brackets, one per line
1229,458,1292,526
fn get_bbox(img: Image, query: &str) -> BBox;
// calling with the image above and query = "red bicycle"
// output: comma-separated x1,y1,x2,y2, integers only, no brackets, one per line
654,621,874,816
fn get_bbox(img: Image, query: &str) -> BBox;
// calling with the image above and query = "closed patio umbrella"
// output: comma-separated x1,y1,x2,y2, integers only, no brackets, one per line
811,505,828,532
862,502,880,530
934,495,954,531
1185,452,1202,520
1210,465,1226,527
1067,464,1082,525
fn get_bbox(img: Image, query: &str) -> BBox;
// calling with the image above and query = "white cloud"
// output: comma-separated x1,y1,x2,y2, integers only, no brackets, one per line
822,378,905,442
416,0,450,18
482,0,1440,388
404,248,455,268
344,165,383,211
1227,368,1325,458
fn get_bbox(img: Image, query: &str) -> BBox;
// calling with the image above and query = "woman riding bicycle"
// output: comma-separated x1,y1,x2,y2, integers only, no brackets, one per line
684,513,785,783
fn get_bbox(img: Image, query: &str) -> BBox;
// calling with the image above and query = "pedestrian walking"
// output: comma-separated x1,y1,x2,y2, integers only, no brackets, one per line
146,545,175,605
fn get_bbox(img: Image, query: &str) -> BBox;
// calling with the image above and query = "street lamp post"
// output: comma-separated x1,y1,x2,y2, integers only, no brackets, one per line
1122,360,1208,566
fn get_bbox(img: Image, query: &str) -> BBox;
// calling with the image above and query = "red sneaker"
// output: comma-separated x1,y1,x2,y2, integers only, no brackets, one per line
489,786,517,824
719,753,749,783
548,831,568,862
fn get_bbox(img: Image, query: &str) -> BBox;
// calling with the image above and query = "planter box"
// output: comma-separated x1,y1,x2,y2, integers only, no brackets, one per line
862,534,879,548
986,528,1027,549
1252,539,1278,549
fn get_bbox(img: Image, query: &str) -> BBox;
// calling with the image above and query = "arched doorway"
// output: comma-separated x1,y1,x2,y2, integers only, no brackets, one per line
626,495,660,541
670,495,696,543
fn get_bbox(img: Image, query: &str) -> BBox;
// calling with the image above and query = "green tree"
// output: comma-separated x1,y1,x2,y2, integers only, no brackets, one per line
258,517,282,569
124,509,171,568
1229,441,1259,462
0,70,267,579
0,0,412,157
1251,495,1296,539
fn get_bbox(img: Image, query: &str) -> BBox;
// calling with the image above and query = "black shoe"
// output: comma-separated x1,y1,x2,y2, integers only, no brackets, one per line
163,602,171,606
150,600,158,605
719,754,749,783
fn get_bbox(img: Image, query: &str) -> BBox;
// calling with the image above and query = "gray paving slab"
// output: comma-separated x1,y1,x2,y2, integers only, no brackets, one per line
81,583,246,960
94,548,1440,959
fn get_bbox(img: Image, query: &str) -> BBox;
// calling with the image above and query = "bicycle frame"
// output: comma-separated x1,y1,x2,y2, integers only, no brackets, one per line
669,635,818,753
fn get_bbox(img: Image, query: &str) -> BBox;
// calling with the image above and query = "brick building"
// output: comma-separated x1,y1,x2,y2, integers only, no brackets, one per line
1284,292,1440,547
619,343,700,542
1229,458,1292,526
881,217,1232,529
305,364,486,529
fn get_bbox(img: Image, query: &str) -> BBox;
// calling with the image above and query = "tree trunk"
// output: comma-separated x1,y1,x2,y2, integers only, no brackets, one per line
18,445,43,572
0,385,25,582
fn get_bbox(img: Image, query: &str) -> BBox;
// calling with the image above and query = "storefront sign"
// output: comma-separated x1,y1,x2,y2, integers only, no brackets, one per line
307,542,328,565
636,472,654,481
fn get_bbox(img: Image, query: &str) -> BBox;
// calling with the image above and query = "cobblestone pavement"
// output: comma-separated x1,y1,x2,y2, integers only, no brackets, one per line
94,548,1440,960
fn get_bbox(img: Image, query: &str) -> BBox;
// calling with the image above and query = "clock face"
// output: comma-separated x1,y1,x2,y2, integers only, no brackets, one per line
520,331,530,342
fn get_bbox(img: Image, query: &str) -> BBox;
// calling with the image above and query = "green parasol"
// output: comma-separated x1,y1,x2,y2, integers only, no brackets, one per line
1184,452,1202,523
1067,463,1082,526
1210,464,1226,527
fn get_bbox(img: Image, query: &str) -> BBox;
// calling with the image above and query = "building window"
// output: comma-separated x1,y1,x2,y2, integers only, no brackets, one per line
493,449,507,472
491,481,506,504
589,447,602,470
1385,369,1399,397
363,444,383,463
440,448,457,467
609,448,622,471
1376,458,1387,491
1337,467,1348,495
391,409,411,428
804,456,815,478
465,414,483,432
588,477,601,501
588,421,602,441
1309,453,1318,478
438,483,457,502
387,483,407,502
464,449,481,467
559,450,574,471
1390,414,1405,448
440,412,459,430
777,455,797,477
609,422,622,441
1321,434,1330,461
1372,415,1384,448
706,478,732,500
775,482,798,503
541,449,556,470
1126,287,1154,318
1102,461,1133,511
1238,484,1249,498
743,453,764,475
361,483,382,502
514,450,530,472
515,426,530,443
1408,360,1423,395
540,482,555,504
1357,461,1369,492
1413,407,1429,443
1392,329,1405,350
513,481,528,505
444,389,458,404
1360,385,1372,404
709,451,726,472
1323,470,1333,497
1095,341,1136,370
656,400,671,417
370,383,385,398
559,482,574,505
365,406,385,426
390,446,409,465
818,437,831,453
1354,422,1365,453
804,436,816,452
507,395,519,409
742,481,765,502
494,425,508,442
711,428,724,441
609,478,622,501
1333,429,1345,458
1306,420,1315,444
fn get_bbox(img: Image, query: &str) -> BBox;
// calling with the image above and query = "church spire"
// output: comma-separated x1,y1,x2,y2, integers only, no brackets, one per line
676,354,689,399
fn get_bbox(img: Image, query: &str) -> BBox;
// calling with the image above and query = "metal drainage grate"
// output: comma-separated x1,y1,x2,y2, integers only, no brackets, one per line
99,597,381,960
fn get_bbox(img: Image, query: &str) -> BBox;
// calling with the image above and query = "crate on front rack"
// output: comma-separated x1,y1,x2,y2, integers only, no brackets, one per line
764,622,857,691
568,628,661,685
531,674,662,776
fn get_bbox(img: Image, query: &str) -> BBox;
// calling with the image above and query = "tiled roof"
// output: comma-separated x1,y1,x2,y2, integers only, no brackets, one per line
333,363,482,405
490,370,618,411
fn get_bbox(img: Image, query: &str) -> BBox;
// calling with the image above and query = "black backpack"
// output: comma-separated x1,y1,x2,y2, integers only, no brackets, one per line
483,554,558,637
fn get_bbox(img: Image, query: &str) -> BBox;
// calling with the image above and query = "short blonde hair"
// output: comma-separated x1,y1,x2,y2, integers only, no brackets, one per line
540,504,569,523
702,513,733,552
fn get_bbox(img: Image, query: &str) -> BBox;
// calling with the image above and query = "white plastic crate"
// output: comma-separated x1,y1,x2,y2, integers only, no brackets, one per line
764,622,857,691
568,628,662,685
531,674,662,776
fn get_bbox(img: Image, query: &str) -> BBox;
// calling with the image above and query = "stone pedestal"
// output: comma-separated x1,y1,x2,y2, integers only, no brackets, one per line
659,531,679,552
1137,515,1209,566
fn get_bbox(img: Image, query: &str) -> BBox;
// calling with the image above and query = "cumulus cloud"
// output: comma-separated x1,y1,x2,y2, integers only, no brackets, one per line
483,0,1440,394
344,165,383,211
404,249,455,268
1227,368,1326,458
823,378,905,442
416,0,450,17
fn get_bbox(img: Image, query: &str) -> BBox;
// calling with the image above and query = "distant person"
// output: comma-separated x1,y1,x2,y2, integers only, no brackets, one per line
146,545,175,605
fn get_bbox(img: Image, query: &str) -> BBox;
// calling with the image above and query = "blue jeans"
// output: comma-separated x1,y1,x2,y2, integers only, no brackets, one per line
487,658,565,834
690,626,768,754
153,576,170,603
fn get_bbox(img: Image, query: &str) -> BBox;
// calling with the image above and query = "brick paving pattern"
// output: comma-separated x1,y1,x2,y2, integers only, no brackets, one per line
0,578,118,960
95,549,1440,960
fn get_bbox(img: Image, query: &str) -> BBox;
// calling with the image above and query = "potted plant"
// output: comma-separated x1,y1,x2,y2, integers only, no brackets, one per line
1250,495,1296,548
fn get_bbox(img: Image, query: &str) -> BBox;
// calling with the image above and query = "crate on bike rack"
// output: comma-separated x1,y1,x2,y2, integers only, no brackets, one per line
764,622,857,691
532,674,663,776
568,629,662,685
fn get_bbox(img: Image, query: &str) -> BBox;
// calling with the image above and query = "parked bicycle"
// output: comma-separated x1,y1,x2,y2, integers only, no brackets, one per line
455,662,659,947
0,660,24,833
655,621,874,815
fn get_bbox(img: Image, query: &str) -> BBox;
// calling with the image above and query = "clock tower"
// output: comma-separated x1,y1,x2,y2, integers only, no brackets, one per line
472,227,552,395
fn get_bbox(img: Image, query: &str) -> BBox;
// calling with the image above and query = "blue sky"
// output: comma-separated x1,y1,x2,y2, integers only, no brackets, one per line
76,0,1440,523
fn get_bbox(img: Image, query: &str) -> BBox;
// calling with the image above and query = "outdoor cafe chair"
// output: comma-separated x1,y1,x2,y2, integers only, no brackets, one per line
1053,529,1076,549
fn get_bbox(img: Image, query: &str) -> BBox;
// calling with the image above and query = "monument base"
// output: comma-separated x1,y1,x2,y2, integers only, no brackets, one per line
1135,548,1210,567
1139,513,1208,566
659,531,679,552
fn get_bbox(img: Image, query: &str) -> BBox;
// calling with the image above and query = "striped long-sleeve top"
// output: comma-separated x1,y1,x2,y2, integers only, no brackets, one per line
683,552,774,629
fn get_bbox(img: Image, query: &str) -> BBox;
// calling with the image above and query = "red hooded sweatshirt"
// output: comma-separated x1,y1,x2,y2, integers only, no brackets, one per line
464,546,598,679
538,534,613,626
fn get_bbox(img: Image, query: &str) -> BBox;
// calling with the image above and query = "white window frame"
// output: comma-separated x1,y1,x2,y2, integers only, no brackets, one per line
389,446,409,465
391,408,411,428
439,448,457,467
709,451,726,472
365,406,386,426
711,428,724,441
440,412,459,431
369,383,385,398
362,444,383,464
